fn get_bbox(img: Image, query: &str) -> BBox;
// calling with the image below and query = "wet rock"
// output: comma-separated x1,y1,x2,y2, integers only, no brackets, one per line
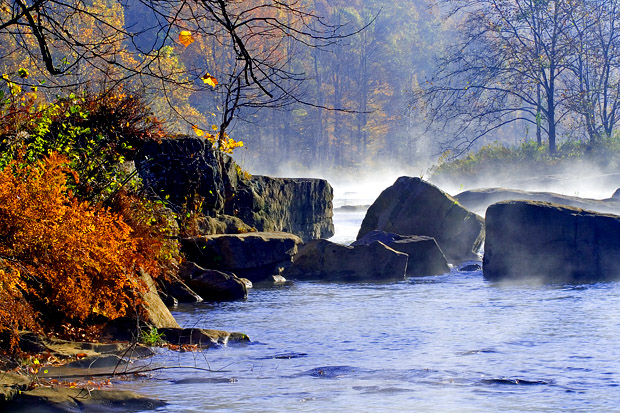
180,262,248,301
456,187,620,216
357,177,484,263
135,137,334,240
158,275,203,304
3,386,166,412
159,328,250,348
459,263,482,272
283,239,408,282
181,232,302,283
484,200,620,283
352,230,449,276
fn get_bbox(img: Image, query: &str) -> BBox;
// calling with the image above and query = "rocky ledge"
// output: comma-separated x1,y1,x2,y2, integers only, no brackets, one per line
135,137,334,241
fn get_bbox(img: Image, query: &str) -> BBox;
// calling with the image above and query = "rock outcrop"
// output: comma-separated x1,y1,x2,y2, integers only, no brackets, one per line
135,137,334,241
456,187,620,216
283,239,408,282
139,271,181,329
352,230,449,276
181,232,302,283
180,262,248,301
357,177,485,263
483,200,620,283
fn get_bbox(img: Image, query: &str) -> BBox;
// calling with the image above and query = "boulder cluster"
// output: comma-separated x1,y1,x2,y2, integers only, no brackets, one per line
132,137,620,329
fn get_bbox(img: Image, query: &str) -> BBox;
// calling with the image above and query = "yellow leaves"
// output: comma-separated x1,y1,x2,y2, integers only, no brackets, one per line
192,125,204,137
192,124,243,154
201,72,218,88
178,31,195,47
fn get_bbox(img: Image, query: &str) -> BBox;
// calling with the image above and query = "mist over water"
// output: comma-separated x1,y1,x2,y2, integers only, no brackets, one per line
117,185,620,411
119,275,620,412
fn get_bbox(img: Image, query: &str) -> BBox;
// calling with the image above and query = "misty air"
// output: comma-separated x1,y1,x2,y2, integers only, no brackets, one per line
1,0,620,411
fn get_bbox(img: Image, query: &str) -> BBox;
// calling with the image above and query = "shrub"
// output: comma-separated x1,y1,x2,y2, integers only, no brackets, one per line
0,153,156,349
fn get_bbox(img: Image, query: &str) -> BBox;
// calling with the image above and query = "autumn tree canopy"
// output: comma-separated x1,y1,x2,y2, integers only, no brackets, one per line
0,0,352,138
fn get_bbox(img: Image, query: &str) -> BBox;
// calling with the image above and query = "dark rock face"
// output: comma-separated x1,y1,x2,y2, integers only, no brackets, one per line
181,232,302,283
180,262,248,301
135,137,334,241
352,230,449,276
456,187,620,216
233,176,334,241
283,239,408,282
158,275,203,304
357,177,485,263
483,200,620,283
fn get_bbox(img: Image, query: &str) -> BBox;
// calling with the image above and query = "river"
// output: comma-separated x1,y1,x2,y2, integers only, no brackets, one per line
118,197,620,412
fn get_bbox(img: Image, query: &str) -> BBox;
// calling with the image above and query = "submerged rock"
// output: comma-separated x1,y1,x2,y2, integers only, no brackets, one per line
357,177,484,263
352,230,449,276
3,386,166,412
456,187,620,216
181,232,302,283
180,262,248,301
283,239,408,282
159,328,250,348
484,200,620,283
135,137,334,240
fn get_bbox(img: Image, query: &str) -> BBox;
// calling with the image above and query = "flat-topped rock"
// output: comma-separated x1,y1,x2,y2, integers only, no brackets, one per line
283,239,408,282
357,177,484,263
484,200,620,283
181,232,302,283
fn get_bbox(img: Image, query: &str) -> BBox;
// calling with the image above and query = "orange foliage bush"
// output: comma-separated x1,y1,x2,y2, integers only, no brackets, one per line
0,152,155,345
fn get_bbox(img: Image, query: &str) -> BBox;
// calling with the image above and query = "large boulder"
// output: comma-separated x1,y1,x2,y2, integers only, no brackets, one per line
456,187,620,216
357,177,485,263
283,239,408,282
483,200,620,283
232,176,334,241
181,232,302,283
351,230,449,276
180,262,248,301
135,137,334,241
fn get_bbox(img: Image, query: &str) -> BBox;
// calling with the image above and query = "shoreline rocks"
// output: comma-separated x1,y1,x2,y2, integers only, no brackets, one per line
181,232,302,283
136,137,334,241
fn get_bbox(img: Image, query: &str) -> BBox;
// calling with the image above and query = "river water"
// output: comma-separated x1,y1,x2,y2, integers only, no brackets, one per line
119,200,620,412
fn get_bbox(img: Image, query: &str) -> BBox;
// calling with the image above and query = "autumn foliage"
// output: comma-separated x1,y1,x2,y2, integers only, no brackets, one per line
0,153,157,350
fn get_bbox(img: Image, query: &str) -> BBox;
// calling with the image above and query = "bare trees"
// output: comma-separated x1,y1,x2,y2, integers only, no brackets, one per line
415,0,620,156
0,0,346,135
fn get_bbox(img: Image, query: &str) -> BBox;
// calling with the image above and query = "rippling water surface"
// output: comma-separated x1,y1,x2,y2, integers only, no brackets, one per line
121,272,620,412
